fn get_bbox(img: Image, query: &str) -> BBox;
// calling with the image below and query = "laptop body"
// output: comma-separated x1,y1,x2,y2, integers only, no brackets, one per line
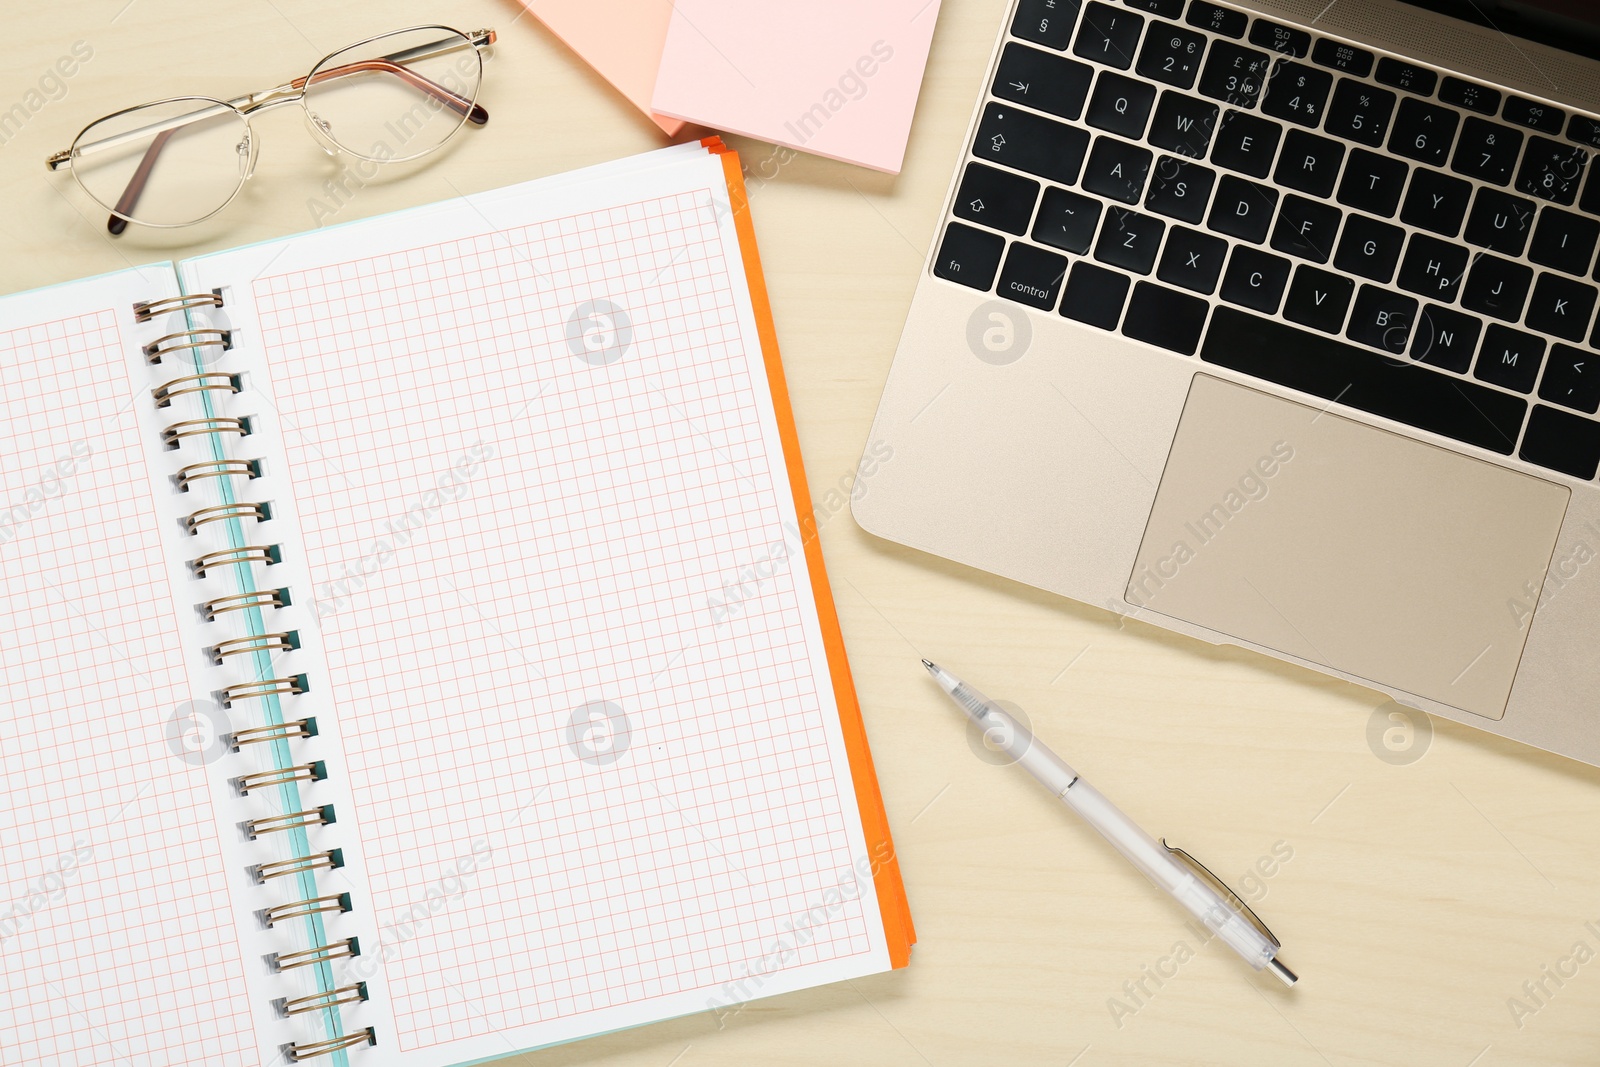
856,0,1600,764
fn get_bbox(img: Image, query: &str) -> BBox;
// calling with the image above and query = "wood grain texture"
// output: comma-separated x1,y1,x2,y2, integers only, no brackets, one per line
6,1,1600,1063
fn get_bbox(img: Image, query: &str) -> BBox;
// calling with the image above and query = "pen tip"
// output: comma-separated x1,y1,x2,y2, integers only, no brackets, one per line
921,659,937,673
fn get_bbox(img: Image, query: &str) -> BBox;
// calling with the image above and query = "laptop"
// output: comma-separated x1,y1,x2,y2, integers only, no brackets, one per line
857,0,1600,764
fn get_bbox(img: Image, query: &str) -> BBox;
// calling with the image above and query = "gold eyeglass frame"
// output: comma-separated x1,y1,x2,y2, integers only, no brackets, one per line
46,25,495,234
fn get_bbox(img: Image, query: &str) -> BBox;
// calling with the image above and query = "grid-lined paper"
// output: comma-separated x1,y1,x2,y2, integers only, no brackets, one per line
253,189,873,1050
0,308,259,1066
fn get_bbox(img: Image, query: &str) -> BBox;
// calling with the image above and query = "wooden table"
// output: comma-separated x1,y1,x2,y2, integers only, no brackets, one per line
5,1,1600,1063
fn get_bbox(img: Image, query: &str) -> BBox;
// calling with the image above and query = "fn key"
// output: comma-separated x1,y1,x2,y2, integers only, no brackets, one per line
933,223,1005,290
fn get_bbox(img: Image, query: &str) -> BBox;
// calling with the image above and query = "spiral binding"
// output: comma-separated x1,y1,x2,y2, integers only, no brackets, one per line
133,290,222,322
161,416,249,448
152,372,241,407
288,1028,375,1061
231,719,313,747
186,501,270,533
144,329,233,365
176,459,260,492
263,893,351,928
282,983,367,1016
140,293,370,1057
202,588,285,619
192,545,280,577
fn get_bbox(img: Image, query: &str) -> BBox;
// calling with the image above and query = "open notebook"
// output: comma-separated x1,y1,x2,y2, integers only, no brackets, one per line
0,141,912,1066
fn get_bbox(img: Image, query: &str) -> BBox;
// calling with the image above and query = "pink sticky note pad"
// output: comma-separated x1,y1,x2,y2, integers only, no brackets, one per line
520,0,686,135
651,0,942,174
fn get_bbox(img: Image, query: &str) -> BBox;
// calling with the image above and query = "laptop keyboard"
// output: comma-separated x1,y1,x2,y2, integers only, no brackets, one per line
937,0,1600,480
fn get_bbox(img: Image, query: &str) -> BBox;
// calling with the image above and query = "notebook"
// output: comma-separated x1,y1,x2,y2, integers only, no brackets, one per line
517,0,685,135
650,0,942,174
0,140,912,1067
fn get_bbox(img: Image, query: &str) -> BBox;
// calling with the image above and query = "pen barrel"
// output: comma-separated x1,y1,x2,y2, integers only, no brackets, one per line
1061,781,1278,970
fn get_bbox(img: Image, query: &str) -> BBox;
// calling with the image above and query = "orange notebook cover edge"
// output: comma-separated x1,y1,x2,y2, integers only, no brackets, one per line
704,136,916,967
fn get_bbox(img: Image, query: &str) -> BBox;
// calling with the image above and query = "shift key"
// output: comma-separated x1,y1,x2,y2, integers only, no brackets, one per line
974,103,1091,186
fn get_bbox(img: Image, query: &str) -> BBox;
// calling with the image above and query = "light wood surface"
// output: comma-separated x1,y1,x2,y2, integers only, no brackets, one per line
7,2,1600,1064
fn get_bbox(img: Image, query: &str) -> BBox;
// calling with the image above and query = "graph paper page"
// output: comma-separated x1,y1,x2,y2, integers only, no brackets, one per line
182,147,894,1065
0,269,268,1067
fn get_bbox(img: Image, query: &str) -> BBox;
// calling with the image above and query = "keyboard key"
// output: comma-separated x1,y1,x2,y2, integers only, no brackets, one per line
1375,57,1437,96
1248,19,1309,57
1033,187,1104,253
1121,281,1209,353
1439,76,1500,116
934,223,1006,289
1220,245,1292,312
1210,109,1282,177
1087,72,1157,138
1464,188,1536,256
1148,92,1219,156
1145,157,1216,222
1337,149,1408,216
1202,306,1527,453
1283,265,1354,332
1539,344,1600,413
1074,2,1145,69
1400,169,1471,237
1185,2,1245,38
1389,98,1460,166
954,163,1042,235
1334,214,1405,282
1082,136,1154,202
1136,21,1207,88
1261,61,1332,127
1125,0,1182,15
1312,38,1373,77
1094,206,1166,272
1324,80,1395,148
1582,166,1600,216
1516,136,1587,205
1450,118,1523,185
1568,114,1600,150
1207,174,1277,241
1271,195,1342,263
1011,0,1082,49
1462,255,1533,321
1273,130,1344,197
1197,42,1270,107
1474,325,1545,393
1061,261,1132,328
998,242,1071,309
1525,272,1598,342
1504,96,1563,134
1530,208,1600,276
974,104,1092,185
1397,234,1469,302
1411,304,1482,371
1347,285,1418,352
994,43,1095,120
1520,405,1600,479
1157,225,1227,293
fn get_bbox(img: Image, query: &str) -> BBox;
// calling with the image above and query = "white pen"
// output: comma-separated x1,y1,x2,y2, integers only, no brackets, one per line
923,659,1298,986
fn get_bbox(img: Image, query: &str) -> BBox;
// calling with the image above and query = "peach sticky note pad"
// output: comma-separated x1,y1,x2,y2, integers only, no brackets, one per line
651,0,942,174
519,0,685,135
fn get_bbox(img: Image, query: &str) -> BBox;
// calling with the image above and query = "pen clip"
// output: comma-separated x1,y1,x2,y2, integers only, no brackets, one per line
1160,839,1281,950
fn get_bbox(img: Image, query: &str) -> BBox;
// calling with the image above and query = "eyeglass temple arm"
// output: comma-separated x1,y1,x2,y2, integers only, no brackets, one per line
106,127,176,235
290,58,489,125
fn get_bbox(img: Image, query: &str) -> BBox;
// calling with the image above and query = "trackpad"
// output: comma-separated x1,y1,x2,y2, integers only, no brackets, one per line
1127,375,1569,720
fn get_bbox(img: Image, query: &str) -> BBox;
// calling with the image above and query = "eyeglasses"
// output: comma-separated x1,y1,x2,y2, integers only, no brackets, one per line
47,25,495,235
